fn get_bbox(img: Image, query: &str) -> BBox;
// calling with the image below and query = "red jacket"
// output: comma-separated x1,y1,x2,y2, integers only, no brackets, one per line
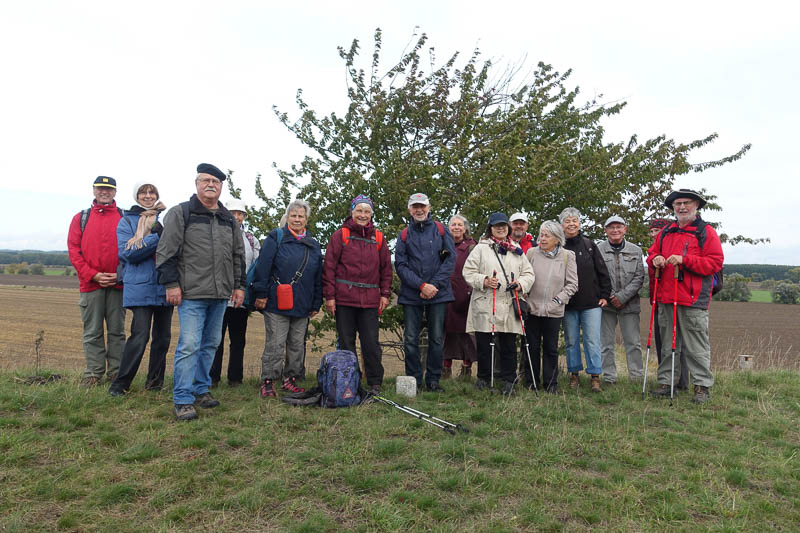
646,217,723,309
322,217,392,308
67,200,123,293
516,233,535,253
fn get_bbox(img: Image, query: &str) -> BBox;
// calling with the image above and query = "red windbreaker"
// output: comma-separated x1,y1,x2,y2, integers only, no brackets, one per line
67,200,123,292
646,217,723,309
322,217,392,308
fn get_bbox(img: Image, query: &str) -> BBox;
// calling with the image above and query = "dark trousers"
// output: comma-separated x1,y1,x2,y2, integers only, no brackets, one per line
210,307,249,384
522,315,562,391
475,332,517,383
336,305,384,386
652,306,688,388
111,305,173,391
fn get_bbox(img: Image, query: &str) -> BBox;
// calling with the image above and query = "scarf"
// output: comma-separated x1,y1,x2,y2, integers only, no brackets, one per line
125,201,166,250
490,236,523,255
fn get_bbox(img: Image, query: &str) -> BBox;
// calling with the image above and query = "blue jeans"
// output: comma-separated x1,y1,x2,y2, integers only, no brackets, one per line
403,303,447,386
173,299,227,405
563,307,603,375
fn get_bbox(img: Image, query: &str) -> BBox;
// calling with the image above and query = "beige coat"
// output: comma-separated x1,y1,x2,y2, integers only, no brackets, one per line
463,239,535,334
524,246,578,318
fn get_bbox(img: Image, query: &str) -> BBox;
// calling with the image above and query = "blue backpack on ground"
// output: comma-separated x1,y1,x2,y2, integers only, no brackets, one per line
317,350,362,408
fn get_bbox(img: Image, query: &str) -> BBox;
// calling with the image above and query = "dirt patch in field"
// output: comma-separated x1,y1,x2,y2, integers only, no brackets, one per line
1,287,796,378
0,286,407,378
0,273,78,289
637,298,800,371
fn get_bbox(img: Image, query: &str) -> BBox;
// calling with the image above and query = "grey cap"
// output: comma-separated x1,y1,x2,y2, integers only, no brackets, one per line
509,212,528,223
408,192,430,207
604,215,627,227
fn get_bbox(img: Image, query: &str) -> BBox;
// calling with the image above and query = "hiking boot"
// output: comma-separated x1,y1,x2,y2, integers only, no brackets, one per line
590,375,602,393
546,386,558,394
475,378,489,390
692,385,711,404
82,376,101,387
426,382,445,393
501,381,515,396
260,379,276,398
108,387,125,397
105,373,117,383
282,377,305,393
459,365,472,379
369,384,381,395
194,392,220,409
228,380,243,388
144,379,162,391
174,404,198,421
569,373,579,390
650,384,673,398
442,366,452,380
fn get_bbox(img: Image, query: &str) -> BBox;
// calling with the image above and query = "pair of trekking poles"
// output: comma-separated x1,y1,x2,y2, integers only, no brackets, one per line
642,265,680,406
489,270,538,395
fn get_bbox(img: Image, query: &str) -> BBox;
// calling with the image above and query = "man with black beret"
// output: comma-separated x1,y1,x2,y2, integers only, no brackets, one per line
647,189,723,404
156,163,246,420
67,176,125,386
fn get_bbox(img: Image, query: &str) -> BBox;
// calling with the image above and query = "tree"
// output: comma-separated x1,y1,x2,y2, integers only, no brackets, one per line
713,273,751,302
232,29,764,346
787,266,800,283
30,264,45,275
772,282,800,304
259,29,757,250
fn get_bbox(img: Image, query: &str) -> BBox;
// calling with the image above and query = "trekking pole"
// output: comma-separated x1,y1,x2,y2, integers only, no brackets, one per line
371,395,459,435
642,266,660,400
511,272,538,393
670,265,679,407
374,395,468,433
490,270,497,394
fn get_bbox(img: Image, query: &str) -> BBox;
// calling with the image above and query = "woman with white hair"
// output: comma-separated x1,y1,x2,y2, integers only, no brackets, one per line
109,182,171,396
559,207,612,393
253,199,322,398
210,198,260,388
442,214,478,379
523,220,578,392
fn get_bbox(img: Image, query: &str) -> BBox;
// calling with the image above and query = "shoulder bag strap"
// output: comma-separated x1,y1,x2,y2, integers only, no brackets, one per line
290,247,310,285
492,245,511,285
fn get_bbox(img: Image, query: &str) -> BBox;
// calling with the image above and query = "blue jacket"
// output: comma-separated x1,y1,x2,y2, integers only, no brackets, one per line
253,226,323,317
394,215,456,305
117,206,168,308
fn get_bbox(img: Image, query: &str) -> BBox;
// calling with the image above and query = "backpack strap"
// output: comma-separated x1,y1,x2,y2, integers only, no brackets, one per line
401,221,443,243
80,206,124,233
342,227,383,249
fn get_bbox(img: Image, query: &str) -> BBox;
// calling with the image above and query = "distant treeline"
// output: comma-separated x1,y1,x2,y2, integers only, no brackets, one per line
0,250,796,279
0,250,71,267
723,264,797,281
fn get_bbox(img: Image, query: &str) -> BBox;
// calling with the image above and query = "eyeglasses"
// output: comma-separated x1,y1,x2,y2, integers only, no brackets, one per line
673,200,695,208
197,178,221,186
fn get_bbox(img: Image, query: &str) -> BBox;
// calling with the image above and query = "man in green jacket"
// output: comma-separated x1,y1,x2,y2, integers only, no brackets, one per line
156,163,246,421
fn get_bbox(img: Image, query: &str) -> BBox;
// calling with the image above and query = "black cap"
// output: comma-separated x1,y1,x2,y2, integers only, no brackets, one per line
488,212,509,226
93,176,116,188
664,188,706,209
196,163,226,181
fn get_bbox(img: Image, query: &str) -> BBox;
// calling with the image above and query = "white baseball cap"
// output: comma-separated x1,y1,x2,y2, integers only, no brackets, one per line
509,212,528,223
408,193,430,207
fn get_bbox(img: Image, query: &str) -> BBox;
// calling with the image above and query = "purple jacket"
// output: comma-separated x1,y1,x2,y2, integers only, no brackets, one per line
322,217,392,308
445,237,476,333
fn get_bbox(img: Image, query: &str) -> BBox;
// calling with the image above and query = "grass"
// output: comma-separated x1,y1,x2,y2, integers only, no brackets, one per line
750,289,773,303
1,369,798,532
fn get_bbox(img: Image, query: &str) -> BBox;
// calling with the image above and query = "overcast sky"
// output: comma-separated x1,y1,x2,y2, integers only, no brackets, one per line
1,0,797,265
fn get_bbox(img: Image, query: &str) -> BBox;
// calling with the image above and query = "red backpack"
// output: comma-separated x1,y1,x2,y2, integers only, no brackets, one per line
399,220,445,242
341,227,384,249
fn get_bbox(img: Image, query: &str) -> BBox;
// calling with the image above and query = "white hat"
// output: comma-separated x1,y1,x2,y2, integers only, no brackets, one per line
604,215,626,227
408,192,430,207
132,181,159,203
226,198,247,214
509,212,528,223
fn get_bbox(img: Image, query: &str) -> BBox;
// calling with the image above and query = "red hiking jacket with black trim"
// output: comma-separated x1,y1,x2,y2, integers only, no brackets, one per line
646,216,723,309
67,200,123,293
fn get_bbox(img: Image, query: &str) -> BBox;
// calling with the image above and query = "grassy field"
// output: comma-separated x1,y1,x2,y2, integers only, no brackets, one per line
749,289,773,303
1,369,798,532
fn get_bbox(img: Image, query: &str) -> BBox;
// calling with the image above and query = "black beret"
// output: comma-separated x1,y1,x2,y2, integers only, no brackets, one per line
93,176,116,188
196,163,226,181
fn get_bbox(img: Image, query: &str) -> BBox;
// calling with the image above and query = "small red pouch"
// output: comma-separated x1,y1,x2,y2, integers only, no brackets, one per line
276,284,294,310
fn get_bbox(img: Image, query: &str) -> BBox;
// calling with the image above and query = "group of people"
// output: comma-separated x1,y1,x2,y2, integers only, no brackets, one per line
67,162,723,421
